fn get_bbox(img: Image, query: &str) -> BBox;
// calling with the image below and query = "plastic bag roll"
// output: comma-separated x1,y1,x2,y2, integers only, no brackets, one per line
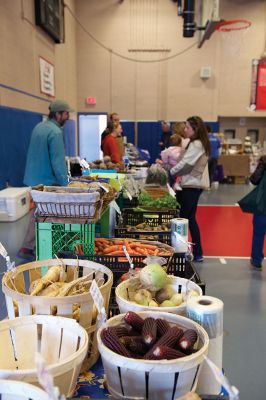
187,296,224,395
171,218,188,253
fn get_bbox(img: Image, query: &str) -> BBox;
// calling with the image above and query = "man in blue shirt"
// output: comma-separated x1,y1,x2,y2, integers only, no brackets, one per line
18,99,74,261
207,125,221,185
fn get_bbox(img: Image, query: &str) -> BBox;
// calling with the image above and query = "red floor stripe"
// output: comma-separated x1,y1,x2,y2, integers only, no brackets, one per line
195,205,266,257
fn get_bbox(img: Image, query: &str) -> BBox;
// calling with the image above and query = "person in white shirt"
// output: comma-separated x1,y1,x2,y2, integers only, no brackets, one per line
170,116,210,262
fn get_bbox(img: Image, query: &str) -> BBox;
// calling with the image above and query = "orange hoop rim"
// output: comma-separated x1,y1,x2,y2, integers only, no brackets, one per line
216,19,252,32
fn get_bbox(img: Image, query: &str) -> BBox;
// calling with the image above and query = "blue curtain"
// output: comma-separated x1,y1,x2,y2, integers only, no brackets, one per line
0,107,42,189
63,119,76,156
121,121,135,144
137,122,161,163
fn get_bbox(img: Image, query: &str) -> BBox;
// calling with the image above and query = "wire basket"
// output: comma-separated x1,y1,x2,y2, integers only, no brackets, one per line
31,190,103,223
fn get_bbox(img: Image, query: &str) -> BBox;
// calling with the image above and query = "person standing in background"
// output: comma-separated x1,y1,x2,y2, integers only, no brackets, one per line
101,121,123,164
249,156,266,270
206,124,221,186
170,116,210,262
159,121,172,151
17,99,73,261
110,113,125,159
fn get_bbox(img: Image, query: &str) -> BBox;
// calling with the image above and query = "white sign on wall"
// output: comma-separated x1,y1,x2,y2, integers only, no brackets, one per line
39,56,55,97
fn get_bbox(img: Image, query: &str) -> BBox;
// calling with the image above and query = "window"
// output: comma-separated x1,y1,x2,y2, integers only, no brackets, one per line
224,129,235,140
247,129,259,143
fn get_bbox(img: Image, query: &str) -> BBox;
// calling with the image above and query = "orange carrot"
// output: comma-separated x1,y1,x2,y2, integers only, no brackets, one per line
108,251,124,255
135,247,148,255
133,243,157,250
103,245,121,254
113,240,125,245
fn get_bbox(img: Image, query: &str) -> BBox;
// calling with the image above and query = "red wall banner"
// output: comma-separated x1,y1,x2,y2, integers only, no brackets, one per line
256,60,266,110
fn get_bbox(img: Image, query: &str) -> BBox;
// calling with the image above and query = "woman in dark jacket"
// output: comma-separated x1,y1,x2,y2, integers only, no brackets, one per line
249,155,266,270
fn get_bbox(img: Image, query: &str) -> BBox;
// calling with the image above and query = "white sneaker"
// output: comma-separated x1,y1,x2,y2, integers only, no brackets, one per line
174,183,182,191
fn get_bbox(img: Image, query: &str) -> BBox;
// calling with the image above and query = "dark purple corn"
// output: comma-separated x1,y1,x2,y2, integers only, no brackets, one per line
142,317,157,347
144,326,183,359
110,325,132,338
124,311,144,332
145,345,186,360
101,328,131,357
156,318,170,337
178,329,198,353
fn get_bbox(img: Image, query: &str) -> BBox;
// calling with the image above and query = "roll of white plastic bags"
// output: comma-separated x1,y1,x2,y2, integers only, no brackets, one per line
171,218,189,253
187,295,224,395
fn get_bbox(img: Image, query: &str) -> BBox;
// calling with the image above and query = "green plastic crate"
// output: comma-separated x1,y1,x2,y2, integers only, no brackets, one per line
36,222,95,260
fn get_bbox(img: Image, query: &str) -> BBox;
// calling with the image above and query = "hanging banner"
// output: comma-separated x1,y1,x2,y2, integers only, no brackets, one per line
256,60,266,110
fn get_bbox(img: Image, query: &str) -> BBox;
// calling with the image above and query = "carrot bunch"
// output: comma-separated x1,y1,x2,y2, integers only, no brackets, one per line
94,238,172,257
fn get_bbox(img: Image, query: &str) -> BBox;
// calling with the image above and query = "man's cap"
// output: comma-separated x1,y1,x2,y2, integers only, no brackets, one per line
49,100,74,113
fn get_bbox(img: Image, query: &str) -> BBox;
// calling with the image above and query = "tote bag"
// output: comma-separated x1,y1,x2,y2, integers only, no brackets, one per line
238,172,266,214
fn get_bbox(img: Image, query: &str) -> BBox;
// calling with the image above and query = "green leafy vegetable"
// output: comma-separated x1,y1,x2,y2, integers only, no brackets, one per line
138,191,179,209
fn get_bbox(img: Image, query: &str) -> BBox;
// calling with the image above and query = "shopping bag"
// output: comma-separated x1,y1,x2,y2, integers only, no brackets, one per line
238,172,266,214
238,186,259,213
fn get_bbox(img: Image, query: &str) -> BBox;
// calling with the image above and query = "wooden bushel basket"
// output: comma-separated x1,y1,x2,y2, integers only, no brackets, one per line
97,311,209,400
0,315,88,397
0,379,51,400
116,276,202,316
2,259,113,370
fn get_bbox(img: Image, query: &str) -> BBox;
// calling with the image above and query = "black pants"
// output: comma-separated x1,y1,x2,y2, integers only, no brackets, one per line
176,188,203,257
208,158,218,184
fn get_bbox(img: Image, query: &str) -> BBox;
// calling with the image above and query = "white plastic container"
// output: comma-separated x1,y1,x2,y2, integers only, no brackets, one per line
0,188,30,222
97,311,209,400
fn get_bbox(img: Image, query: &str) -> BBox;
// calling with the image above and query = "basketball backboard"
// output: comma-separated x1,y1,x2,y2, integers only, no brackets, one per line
197,0,221,48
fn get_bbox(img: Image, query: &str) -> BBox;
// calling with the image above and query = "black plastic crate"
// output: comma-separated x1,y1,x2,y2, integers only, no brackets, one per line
168,253,206,294
122,197,139,208
114,227,171,245
57,250,172,286
121,208,179,226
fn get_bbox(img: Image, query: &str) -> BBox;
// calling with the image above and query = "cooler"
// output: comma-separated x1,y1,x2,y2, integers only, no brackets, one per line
0,187,30,222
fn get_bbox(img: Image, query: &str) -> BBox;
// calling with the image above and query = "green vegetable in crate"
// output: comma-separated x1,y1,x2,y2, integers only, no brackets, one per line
138,192,179,209
145,164,168,186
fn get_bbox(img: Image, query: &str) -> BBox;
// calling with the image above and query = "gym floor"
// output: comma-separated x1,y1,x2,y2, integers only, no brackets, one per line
0,183,265,400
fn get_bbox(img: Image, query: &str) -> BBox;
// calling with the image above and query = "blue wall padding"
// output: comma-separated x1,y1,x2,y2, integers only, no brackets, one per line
137,122,162,163
121,121,135,144
63,119,76,156
205,121,219,133
0,107,42,189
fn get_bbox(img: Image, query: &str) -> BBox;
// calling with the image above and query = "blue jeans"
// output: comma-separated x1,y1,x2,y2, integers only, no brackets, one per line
251,213,266,266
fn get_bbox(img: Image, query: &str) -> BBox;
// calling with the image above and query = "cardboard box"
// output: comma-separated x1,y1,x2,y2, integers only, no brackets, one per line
218,155,250,177
0,187,30,222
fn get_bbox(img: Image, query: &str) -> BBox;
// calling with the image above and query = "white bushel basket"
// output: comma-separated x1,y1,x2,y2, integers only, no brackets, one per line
0,315,88,397
97,311,209,400
2,259,113,369
116,276,202,315
0,379,51,400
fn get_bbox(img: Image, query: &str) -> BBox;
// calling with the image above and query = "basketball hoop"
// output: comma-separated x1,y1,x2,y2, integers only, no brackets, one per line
216,19,252,32
215,19,252,56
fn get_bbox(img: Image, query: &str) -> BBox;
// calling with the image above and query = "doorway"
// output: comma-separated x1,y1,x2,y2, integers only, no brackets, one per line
78,113,107,161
